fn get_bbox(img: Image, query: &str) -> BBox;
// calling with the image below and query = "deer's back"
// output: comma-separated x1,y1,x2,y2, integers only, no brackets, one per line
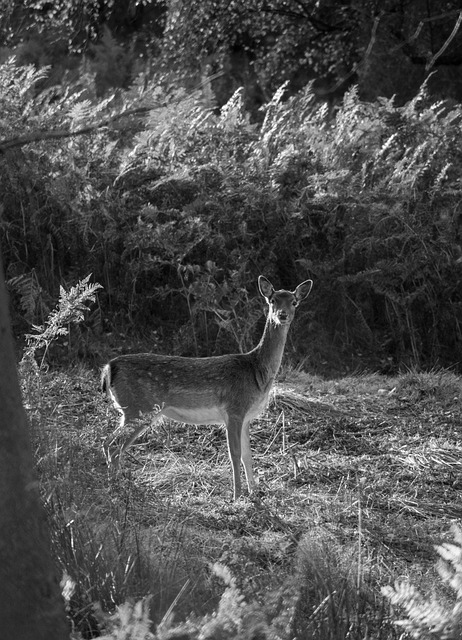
106,352,267,418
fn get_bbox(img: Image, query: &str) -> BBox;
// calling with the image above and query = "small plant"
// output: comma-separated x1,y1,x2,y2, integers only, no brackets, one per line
21,274,102,369
383,525,462,639
395,368,461,406
96,596,155,640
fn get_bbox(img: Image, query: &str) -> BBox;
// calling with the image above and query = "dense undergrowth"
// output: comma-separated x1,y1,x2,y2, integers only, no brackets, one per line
1,59,461,372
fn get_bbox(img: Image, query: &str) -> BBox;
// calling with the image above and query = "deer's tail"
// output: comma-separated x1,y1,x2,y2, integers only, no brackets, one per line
101,363,111,396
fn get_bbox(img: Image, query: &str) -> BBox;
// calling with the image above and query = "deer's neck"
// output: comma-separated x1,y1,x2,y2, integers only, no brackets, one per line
252,315,290,388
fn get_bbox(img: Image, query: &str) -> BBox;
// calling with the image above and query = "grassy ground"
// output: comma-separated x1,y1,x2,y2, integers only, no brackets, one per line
24,365,462,638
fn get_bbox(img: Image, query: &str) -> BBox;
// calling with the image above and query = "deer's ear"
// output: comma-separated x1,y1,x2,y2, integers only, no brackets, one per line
294,279,313,303
258,275,275,301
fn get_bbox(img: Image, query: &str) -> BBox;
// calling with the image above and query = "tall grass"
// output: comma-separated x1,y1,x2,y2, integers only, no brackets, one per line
292,529,397,640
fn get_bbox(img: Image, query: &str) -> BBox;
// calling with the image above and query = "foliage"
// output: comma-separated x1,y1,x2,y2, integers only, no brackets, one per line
1,58,462,370
162,0,462,110
97,597,155,639
0,0,167,53
64,561,295,639
161,0,462,108
162,0,358,97
3,0,462,110
383,525,462,639
21,274,101,368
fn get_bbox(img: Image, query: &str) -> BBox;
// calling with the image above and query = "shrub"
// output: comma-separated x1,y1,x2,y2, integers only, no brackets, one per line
1,58,461,370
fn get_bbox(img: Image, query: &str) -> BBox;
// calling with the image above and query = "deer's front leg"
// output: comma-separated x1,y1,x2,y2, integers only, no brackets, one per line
241,420,256,494
226,416,243,500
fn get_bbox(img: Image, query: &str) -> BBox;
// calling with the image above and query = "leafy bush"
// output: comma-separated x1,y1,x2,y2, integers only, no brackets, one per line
1,59,461,370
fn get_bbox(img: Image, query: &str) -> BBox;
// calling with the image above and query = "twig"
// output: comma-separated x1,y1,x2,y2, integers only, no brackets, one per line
262,410,284,455
158,579,191,628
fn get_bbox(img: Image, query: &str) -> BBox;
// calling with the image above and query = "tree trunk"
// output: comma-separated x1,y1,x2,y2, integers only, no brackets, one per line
0,251,68,638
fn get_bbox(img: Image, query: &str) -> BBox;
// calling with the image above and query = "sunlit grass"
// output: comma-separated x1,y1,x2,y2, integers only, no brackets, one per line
22,365,462,638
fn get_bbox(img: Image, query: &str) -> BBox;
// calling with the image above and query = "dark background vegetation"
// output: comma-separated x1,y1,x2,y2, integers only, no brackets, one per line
1,0,462,372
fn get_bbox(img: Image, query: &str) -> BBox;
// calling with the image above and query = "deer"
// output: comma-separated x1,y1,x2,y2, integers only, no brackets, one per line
101,275,313,500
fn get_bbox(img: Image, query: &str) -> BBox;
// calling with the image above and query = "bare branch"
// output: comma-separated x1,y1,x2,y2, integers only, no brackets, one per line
426,10,462,72
390,7,462,64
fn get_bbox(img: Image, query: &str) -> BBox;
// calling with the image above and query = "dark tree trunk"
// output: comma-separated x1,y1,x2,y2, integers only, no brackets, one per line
0,251,68,638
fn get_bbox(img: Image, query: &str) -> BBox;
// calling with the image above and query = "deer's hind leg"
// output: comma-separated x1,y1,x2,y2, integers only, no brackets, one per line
105,405,159,467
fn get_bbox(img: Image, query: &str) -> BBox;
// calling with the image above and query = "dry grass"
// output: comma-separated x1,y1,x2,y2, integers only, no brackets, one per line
24,365,462,637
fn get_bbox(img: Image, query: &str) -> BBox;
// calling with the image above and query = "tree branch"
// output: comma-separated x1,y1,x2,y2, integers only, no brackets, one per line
0,105,155,154
0,69,222,155
426,10,462,72
258,0,343,33
390,7,462,66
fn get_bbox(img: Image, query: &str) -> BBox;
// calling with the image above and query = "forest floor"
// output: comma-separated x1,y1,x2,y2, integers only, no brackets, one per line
26,365,462,638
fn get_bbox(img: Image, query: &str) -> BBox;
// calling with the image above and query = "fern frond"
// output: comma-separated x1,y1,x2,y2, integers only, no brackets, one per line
68,99,94,124
7,273,41,321
383,525,462,639
23,274,102,368
261,81,289,137
219,87,246,130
